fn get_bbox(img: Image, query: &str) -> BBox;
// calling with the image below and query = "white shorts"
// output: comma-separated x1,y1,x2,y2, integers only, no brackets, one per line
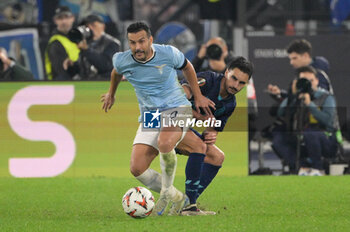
133,106,192,151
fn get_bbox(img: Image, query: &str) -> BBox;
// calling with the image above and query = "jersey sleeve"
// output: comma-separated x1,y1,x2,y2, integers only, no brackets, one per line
182,70,221,98
180,71,216,95
112,52,123,74
196,71,218,96
170,45,186,69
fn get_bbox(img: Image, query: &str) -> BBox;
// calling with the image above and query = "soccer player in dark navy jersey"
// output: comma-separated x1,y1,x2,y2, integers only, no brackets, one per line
188,70,237,132
176,57,254,215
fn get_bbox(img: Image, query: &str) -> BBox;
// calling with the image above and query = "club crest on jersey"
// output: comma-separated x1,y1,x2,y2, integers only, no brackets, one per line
154,64,166,74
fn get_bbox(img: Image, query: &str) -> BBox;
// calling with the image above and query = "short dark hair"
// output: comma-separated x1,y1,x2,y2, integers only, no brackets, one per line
127,21,151,37
296,65,317,78
227,56,254,80
286,39,312,55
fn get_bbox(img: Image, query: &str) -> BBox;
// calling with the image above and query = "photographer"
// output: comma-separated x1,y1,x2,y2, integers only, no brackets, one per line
63,14,121,80
267,39,331,100
0,47,34,81
45,6,78,80
274,66,337,176
192,37,234,73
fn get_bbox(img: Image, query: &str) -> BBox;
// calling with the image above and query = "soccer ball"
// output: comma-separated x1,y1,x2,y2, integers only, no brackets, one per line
122,187,155,218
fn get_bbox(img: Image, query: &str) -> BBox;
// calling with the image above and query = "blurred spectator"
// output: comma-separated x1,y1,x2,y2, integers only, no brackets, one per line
0,1,37,25
267,39,331,99
274,66,337,176
45,6,79,80
63,14,121,80
0,47,34,81
192,37,234,73
330,0,350,28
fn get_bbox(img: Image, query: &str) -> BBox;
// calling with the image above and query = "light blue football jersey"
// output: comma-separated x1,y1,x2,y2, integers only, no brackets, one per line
112,44,191,114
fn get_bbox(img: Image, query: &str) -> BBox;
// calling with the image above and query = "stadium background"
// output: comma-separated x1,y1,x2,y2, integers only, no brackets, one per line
1,0,350,231
0,82,247,177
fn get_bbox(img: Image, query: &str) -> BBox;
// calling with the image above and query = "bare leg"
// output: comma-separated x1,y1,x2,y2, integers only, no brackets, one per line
130,144,158,177
130,144,163,192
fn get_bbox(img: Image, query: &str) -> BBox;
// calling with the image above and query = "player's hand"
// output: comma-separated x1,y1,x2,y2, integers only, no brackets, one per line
101,92,115,112
203,129,218,144
194,95,215,116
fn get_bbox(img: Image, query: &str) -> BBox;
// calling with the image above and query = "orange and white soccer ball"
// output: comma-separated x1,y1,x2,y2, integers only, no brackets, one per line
122,187,155,218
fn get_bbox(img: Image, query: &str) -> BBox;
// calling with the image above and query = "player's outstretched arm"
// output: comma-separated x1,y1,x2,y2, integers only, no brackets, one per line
182,60,215,115
101,68,123,112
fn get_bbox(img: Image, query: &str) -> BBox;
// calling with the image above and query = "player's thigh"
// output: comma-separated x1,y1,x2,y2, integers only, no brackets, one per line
158,106,192,153
158,126,183,153
130,144,158,176
204,144,225,166
176,130,206,154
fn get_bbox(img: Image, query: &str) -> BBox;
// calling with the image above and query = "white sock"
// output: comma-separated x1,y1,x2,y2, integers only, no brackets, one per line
160,149,177,198
135,168,162,193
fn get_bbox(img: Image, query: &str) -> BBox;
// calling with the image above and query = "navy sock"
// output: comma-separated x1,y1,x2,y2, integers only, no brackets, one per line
196,163,221,199
185,153,205,205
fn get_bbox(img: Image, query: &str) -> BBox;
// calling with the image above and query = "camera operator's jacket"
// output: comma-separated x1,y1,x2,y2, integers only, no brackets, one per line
45,30,80,80
277,88,336,132
75,33,120,80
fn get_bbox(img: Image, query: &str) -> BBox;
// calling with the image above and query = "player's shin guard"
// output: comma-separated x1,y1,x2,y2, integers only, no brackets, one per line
196,163,221,199
159,149,177,195
135,168,162,193
185,153,205,204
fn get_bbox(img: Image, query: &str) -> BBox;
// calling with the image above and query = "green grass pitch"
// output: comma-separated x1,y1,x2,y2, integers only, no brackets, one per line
1,82,350,231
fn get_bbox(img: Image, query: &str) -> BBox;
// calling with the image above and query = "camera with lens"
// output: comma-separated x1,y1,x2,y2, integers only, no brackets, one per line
206,44,222,60
68,25,93,44
296,78,312,95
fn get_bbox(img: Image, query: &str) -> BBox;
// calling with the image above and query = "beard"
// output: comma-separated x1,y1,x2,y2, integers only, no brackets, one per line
134,50,147,61
224,81,238,95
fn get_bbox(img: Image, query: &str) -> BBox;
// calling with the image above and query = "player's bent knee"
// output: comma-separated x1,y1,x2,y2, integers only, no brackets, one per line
212,150,225,165
186,139,206,154
206,147,225,166
158,140,174,153
217,151,225,165
130,164,146,177
197,141,207,154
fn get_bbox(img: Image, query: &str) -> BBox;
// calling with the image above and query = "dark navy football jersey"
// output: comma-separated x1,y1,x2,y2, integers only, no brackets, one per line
181,71,236,131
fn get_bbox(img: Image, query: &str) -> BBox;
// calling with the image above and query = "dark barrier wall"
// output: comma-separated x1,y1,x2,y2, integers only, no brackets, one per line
248,35,350,132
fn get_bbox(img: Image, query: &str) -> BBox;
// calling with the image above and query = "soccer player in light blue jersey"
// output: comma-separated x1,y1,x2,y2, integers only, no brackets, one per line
101,22,215,216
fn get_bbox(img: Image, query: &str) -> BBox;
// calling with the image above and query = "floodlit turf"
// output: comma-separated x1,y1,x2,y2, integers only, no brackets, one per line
1,176,350,232
2,82,349,231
